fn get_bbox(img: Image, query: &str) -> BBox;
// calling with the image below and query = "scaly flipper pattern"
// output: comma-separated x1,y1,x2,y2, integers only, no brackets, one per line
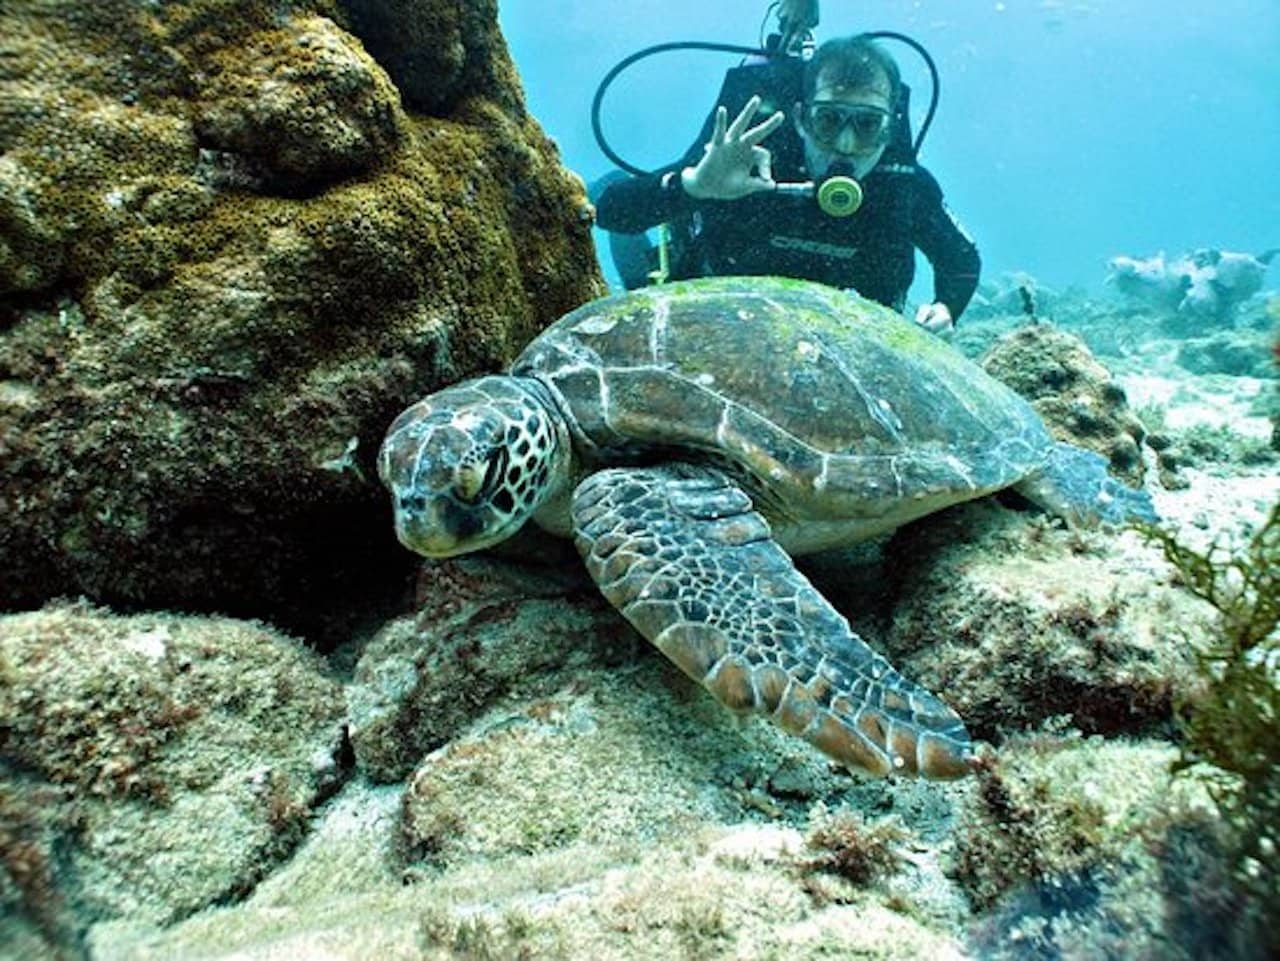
571,465,973,779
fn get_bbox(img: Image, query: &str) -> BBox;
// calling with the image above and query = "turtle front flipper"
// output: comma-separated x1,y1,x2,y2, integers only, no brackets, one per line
571,465,973,779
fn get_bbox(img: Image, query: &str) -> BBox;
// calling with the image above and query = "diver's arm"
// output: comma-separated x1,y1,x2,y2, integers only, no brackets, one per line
595,98,784,234
595,93,725,235
595,115,717,235
913,168,981,321
594,165,698,234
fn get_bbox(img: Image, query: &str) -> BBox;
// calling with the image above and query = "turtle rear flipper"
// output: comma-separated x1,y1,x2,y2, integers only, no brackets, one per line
1015,441,1157,527
571,464,973,780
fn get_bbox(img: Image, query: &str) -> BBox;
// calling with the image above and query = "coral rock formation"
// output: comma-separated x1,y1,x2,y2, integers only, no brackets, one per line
348,553,631,782
982,322,1148,486
0,0,604,637
884,501,1209,740
192,14,406,182
0,602,347,952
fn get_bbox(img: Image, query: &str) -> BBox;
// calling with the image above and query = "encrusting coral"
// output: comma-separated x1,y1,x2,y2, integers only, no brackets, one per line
0,601,348,951
0,0,604,639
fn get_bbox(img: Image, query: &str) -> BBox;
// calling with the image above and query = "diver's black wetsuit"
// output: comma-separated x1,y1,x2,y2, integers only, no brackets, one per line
595,119,981,319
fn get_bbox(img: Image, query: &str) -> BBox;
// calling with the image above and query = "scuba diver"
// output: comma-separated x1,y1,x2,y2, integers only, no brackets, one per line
592,10,980,333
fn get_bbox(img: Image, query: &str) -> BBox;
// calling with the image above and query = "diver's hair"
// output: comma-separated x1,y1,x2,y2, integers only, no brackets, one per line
802,35,901,102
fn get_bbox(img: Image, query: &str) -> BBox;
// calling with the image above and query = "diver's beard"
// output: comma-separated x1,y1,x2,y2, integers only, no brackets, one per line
804,140,886,179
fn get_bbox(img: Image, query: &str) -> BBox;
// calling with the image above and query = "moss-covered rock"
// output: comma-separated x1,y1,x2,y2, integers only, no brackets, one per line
84,627,975,960
347,553,632,782
193,14,406,182
344,0,523,115
883,501,1211,741
0,0,604,639
953,735,1240,961
982,322,1149,486
89,779,969,961
0,601,348,952
398,663,747,867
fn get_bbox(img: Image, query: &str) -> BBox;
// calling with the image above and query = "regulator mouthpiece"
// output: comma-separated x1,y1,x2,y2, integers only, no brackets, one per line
773,175,866,217
816,174,863,217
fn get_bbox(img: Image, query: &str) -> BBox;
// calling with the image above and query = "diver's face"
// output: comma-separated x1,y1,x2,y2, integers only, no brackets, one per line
797,69,893,177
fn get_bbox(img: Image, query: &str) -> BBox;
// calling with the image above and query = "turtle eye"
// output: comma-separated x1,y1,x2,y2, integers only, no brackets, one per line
454,448,506,504
454,461,484,503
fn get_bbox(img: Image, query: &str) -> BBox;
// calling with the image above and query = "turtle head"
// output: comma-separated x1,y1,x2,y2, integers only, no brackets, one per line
377,376,569,557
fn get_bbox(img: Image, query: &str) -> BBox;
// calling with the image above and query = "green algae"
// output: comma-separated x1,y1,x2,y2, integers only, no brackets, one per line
1140,499,1280,953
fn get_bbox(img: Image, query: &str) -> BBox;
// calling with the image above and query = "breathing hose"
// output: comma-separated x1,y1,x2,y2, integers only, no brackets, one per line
590,32,940,178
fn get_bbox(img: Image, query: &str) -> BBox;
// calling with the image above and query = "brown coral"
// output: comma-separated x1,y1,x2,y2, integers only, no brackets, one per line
193,15,406,182
982,322,1149,486
344,0,524,115
0,0,604,639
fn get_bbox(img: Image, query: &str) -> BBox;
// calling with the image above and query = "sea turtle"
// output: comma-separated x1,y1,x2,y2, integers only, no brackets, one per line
378,277,1154,780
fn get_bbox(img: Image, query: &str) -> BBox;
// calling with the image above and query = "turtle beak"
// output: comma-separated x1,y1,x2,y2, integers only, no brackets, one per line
395,522,464,558
392,492,493,558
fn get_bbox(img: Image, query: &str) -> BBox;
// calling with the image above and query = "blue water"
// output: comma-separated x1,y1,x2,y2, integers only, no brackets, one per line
500,0,1280,297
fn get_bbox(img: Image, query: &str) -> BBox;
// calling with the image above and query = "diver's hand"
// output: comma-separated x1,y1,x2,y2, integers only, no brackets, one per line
777,0,819,54
915,302,954,334
681,96,785,201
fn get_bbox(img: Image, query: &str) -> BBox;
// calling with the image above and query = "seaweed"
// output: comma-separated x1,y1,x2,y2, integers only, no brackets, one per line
1139,499,1280,945
799,808,905,888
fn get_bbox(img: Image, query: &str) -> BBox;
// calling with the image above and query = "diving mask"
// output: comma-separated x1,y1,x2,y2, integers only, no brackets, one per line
804,102,892,149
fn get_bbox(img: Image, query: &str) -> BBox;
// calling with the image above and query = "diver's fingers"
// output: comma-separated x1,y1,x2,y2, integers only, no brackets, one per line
726,96,762,141
708,105,728,148
743,110,785,146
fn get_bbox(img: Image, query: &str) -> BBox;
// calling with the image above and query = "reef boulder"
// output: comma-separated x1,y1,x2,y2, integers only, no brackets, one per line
981,322,1149,486
347,551,633,783
0,0,604,638
883,500,1210,740
0,602,348,952
192,13,405,183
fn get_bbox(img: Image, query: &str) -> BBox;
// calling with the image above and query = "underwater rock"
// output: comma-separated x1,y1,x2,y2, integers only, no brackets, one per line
398,658,750,868
87,773,965,960
192,14,405,183
1106,248,1278,331
0,0,604,639
954,734,1237,961
981,322,1149,486
0,601,348,953
1174,329,1279,379
883,500,1210,740
347,554,633,782
344,0,522,115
